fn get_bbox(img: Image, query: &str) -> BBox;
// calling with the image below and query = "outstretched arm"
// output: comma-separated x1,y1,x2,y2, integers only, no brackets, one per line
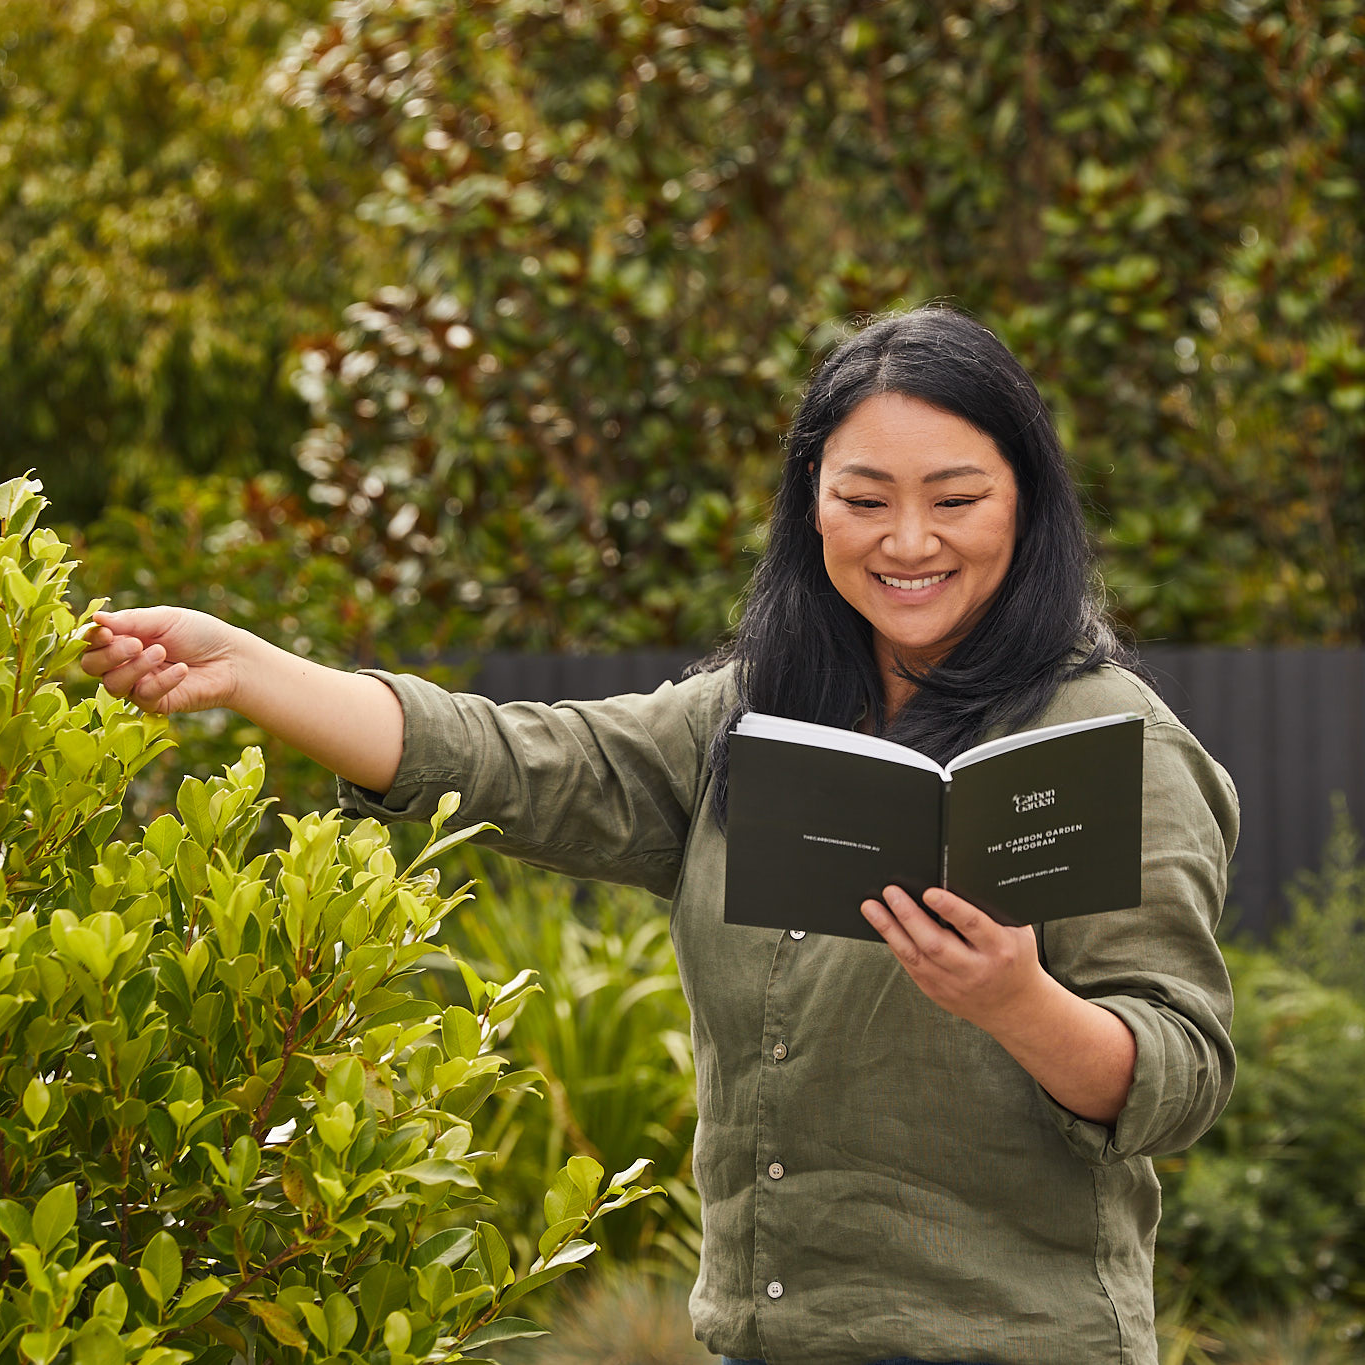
81,607,404,794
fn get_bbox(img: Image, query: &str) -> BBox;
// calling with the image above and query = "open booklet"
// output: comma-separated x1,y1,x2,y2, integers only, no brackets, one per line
724,710,1144,940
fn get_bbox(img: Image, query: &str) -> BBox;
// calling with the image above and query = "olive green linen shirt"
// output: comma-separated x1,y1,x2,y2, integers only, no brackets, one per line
338,663,1237,1365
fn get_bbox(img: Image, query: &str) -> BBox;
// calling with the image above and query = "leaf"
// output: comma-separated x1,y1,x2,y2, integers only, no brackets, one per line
141,1230,183,1304
176,778,213,846
18,1328,69,1365
69,1322,123,1365
608,1157,654,1189
396,1160,477,1188
475,1222,511,1294
92,1281,128,1328
358,1262,409,1329
324,1054,365,1107
460,1317,548,1348
383,1310,412,1356
567,1154,604,1201
503,1241,597,1306
457,960,487,1010
407,821,497,872
0,1200,34,1246
22,1076,50,1126
142,814,185,867
536,1217,583,1260
322,1292,357,1353
406,1042,440,1094
411,1227,475,1269
591,1183,665,1216
32,1182,77,1254
54,728,99,776
441,1005,481,1060
245,1299,308,1350
228,1134,261,1190
168,1276,225,1326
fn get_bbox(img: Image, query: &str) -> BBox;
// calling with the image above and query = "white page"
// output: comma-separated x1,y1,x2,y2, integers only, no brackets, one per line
944,711,1141,774
735,712,946,777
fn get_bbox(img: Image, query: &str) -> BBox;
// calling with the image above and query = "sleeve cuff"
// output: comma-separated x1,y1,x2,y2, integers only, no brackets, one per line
334,669,466,825
1039,995,1201,1164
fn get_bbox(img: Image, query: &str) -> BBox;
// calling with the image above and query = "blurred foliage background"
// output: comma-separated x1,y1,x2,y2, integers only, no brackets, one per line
3,0,1362,654
4,0,1365,1358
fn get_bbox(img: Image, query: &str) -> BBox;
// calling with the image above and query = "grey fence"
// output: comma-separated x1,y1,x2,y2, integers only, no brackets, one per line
456,647,1365,939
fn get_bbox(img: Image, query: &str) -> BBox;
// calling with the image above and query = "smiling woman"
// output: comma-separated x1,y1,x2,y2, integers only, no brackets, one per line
708,307,1118,790
82,304,1238,1365
813,392,1020,715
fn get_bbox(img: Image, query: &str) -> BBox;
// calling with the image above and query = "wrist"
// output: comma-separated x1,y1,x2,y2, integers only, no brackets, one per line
969,959,1056,1042
223,623,279,720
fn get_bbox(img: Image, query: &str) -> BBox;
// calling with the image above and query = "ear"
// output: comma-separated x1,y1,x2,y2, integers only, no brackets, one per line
808,460,822,535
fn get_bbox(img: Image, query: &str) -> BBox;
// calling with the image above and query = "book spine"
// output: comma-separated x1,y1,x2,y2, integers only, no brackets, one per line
941,779,951,887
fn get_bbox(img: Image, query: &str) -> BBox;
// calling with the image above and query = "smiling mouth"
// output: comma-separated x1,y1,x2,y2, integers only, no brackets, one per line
874,570,955,590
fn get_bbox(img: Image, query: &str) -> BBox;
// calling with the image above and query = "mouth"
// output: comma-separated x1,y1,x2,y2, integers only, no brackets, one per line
873,570,955,591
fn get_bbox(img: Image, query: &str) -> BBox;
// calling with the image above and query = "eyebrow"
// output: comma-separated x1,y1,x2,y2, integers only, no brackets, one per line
922,463,992,484
828,462,992,484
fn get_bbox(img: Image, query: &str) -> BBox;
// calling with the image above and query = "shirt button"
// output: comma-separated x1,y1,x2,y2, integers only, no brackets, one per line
766,1280,784,1299
788,929,806,940
772,1040,788,1061
768,1161,785,1180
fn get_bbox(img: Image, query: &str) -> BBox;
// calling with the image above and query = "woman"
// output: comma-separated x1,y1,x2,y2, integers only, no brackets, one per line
83,306,1237,1365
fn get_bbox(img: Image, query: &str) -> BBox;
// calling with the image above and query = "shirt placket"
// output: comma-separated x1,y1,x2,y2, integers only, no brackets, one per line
751,927,807,1362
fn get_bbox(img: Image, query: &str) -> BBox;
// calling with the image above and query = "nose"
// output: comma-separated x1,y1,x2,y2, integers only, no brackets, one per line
882,509,940,561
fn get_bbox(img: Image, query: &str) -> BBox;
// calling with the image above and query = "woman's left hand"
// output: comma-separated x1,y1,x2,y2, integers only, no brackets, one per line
862,884,1137,1125
861,884,1046,1034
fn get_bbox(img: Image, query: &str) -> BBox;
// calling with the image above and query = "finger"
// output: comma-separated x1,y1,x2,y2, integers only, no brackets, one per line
131,660,190,712
861,896,920,962
883,885,958,945
98,643,168,699
80,633,148,679
92,606,179,642
920,887,994,946
862,886,961,971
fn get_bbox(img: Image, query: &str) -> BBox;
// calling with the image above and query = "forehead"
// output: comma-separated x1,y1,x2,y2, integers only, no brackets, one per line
822,392,1010,480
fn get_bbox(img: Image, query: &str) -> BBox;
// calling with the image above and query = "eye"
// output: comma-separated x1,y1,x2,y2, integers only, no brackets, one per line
842,496,886,510
937,496,980,509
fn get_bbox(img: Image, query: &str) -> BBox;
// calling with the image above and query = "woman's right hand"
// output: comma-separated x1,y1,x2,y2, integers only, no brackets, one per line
81,607,241,715
82,605,404,791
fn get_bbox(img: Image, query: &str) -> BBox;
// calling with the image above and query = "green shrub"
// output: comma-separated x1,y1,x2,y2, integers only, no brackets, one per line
430,855,701,1278
0,473,659,1363
1155,942,1365,1330
1274,794,1365,994
1154,797,1365,1333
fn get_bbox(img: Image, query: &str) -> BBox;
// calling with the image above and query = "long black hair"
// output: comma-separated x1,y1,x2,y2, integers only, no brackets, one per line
700,304,1129,821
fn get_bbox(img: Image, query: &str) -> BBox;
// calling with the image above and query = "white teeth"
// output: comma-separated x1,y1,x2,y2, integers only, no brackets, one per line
876,571,952,591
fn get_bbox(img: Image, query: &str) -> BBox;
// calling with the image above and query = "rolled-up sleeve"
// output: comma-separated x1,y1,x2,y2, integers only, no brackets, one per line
336,667,730,898
1039,718,1239,1163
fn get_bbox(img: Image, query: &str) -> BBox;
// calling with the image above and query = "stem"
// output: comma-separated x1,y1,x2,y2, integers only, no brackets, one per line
213,1233,318,1314
250,996,306,1143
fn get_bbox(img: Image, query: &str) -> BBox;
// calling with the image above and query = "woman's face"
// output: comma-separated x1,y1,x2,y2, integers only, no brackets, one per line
814,392,1019,711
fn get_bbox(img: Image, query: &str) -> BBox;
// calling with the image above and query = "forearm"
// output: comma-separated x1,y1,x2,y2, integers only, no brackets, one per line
230,628,405,793
987,974,1137,1126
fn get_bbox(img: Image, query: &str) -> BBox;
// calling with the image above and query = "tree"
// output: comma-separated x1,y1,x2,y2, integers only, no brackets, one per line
0,0,395,525
273,0,1365,647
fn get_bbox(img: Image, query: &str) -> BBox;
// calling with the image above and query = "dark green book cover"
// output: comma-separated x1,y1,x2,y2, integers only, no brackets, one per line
724,712,1143,940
